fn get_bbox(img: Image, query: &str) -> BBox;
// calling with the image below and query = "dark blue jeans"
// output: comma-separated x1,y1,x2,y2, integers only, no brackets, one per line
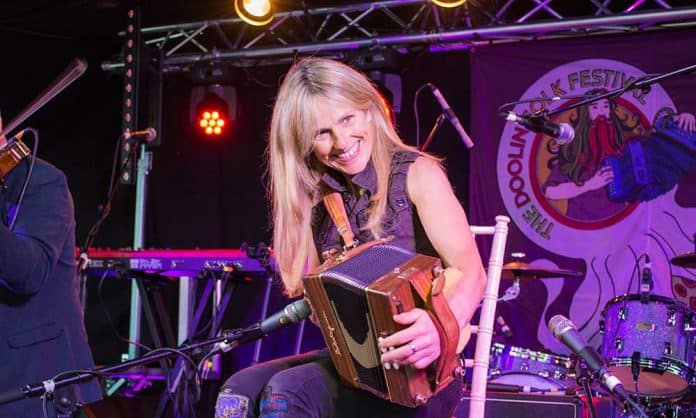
215,348,463,418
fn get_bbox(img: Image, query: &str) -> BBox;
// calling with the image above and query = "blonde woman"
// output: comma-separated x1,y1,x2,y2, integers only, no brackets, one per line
215,57,485,418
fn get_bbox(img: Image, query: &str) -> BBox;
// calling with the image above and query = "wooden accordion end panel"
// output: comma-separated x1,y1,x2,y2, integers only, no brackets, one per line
303,243,446,408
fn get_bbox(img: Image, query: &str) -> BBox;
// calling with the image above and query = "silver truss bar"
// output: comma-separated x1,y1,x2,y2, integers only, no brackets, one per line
380,6,407,29
159,7,696,67
497,0,516,20
432,4,444,31
233,23,247,49
165,24,209,57
338,13,373,38
591,0,613,16
463,2,473,28
101,2,696,72
182,30,209,53
533,0,563,20
244,15,290,49
133,0,425,35
330,8,374,40
214,24,236,51
518,0,555,23
404,4,428,31
315,14,332,39
468,0,504,25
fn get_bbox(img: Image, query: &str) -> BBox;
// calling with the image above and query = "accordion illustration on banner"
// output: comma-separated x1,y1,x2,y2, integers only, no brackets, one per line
604,115,696,202
303,242,464,408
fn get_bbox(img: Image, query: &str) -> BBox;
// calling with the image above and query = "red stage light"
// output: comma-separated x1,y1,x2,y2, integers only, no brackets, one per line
190,85,236,140
195,97,229,137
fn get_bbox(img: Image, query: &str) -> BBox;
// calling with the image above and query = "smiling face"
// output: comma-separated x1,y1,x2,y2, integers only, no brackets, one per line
310,96,374,176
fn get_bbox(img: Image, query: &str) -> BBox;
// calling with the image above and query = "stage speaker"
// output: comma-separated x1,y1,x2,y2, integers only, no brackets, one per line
453,391,617,418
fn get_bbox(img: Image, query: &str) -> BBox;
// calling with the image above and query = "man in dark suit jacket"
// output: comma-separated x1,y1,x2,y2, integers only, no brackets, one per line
0,124,102,417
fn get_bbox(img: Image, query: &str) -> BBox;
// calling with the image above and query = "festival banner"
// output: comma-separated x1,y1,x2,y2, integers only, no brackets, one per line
469,30,696,359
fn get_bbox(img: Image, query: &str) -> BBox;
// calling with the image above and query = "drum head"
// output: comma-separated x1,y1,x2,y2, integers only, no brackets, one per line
610,365,689,397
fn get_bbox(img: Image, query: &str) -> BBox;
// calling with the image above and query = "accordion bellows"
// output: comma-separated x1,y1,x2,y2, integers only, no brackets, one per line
304,242,462,407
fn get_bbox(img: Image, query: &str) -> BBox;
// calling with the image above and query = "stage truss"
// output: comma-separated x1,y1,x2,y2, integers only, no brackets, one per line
102,0,696,72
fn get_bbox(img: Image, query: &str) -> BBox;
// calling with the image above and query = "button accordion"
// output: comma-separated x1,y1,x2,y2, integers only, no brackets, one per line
303,240,463,407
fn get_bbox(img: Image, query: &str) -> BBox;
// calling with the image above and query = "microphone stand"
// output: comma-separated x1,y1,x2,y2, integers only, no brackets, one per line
544,63,696,118
0,326,261,408
598,369,649,418
575,363,598,418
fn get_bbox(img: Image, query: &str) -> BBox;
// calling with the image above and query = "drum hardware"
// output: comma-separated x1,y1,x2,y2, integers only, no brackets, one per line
635,322,655,332
640,256,653,303
671,252,696,269
496,252,582,302
631,351,641,391
670,233,696,269
618,306,627,321
500,261,583,281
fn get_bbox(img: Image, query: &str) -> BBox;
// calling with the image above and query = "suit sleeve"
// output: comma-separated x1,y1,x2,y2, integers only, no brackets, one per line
0,166,74,295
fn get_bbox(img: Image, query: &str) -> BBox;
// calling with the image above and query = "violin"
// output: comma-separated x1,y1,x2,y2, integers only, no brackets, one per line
0,138,31,180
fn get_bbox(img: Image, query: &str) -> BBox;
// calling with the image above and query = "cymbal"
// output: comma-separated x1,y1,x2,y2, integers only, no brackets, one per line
501,261,582,280
671,253,696,269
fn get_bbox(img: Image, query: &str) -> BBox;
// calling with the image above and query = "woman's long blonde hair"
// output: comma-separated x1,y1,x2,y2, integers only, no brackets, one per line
267,57,425,296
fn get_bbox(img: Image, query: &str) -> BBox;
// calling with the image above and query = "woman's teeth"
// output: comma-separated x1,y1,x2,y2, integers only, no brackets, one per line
336,142,359,160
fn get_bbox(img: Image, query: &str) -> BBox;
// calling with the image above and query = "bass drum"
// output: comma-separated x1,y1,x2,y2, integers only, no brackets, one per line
600,294,695,399
487,343,575,393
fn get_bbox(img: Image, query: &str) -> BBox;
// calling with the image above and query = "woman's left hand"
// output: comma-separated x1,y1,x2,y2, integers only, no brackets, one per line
378,308,441,369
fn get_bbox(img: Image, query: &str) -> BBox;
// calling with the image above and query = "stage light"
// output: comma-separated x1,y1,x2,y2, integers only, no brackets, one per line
433,0,466,8
190,64,238,140
194,92,230,138
235,0,273,27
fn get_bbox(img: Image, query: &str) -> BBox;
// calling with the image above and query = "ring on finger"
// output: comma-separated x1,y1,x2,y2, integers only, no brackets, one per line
409,341,417,355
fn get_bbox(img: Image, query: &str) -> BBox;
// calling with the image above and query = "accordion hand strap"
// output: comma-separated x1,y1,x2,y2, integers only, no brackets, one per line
322,192,356,249
408,272,460,388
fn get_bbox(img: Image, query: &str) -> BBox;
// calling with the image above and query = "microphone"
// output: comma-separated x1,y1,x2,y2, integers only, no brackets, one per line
259,298,312,334
504,112,575,145
218,299,312,352
548,315,607,376
429,84,474,149
548,315,649,417
496,315,513,339
547,315,630,393
123,127,157,142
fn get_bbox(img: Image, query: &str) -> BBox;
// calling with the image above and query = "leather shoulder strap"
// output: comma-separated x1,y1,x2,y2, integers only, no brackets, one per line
322,192,356,249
